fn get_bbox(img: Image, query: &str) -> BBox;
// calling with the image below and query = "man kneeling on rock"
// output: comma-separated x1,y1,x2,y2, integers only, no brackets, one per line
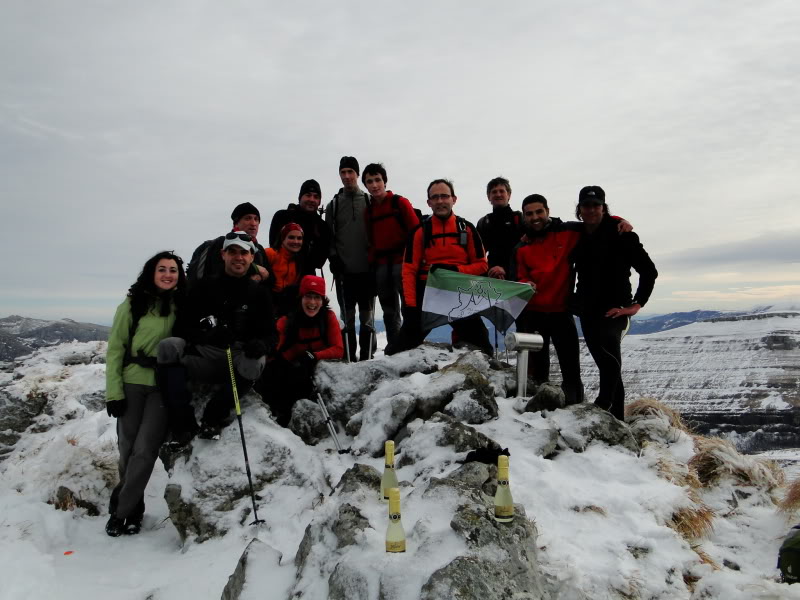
257,275,343,427
158,232,276,442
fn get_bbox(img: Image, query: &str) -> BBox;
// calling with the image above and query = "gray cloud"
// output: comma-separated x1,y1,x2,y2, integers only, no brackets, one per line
1,1,798,322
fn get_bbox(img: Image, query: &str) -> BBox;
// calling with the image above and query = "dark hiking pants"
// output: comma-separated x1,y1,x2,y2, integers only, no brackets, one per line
580,314,629,420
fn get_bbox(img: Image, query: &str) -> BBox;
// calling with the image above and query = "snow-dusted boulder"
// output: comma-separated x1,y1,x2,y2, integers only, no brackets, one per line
551,403,639,454
161,397,330,544
524,382,566,413
222,538,282,600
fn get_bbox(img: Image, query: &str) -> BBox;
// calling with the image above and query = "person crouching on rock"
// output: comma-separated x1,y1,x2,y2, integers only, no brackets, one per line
266,222,308,318
157,232,276,443
104,250,187,537
258,275,343,427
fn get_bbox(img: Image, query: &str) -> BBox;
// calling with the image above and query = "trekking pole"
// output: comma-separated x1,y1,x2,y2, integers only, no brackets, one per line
226,347,265,526
368,295,377,360
316,392,350,454
336,276,351,363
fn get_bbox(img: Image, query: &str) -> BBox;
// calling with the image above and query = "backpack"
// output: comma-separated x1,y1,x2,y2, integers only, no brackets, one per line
365,193,422,232
778,525,800,584
186,238,216,284
421,215,485,258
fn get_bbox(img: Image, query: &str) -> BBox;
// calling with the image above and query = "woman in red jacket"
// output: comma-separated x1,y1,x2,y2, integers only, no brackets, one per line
260,275,343,426
265,222,307,317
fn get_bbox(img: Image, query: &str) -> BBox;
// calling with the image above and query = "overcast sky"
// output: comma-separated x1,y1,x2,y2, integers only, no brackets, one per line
1,1,798,324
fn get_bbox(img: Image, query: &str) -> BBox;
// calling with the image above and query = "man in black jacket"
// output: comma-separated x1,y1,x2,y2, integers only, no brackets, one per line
571,186,658,420
477,177,523,280
158,232,276,441
268,179,330,274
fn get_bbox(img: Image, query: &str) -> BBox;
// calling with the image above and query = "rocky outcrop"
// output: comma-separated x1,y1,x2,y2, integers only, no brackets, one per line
221,538,283,600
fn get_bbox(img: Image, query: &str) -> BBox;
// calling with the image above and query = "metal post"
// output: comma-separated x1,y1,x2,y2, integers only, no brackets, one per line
504,331,544,398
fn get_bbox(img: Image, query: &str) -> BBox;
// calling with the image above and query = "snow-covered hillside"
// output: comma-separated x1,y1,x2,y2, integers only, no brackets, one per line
1,341,800,599
580,311,800,450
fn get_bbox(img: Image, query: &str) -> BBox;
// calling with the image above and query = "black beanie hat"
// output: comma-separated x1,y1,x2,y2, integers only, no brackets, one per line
339,156,360,175
298,179,322,200
231,202,260,223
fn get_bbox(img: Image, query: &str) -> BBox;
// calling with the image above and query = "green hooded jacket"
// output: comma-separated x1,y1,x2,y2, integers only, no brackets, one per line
105,296,176,402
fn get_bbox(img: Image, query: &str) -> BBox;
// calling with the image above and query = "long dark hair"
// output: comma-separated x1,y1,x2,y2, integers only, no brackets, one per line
127,251,187,320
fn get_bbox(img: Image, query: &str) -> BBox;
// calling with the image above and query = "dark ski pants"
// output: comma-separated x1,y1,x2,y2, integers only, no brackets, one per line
158,337,265,427
256,357,314,427
110,383,168,520
336,272,377,361
374,263,403,347
580,314,629,420
517,310,584,405
388,280,492,356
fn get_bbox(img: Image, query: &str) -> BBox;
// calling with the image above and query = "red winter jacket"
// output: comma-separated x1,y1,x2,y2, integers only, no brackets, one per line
402,213,487,307
365,191,420,265
276,309,344,362
511,218,581,313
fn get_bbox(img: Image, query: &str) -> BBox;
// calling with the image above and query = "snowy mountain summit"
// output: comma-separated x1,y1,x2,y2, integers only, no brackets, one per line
1,341,799,599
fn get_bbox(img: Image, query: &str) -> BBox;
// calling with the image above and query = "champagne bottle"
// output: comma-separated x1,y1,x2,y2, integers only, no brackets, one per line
380,440,399,503
385,487,406,553
494,454,514,523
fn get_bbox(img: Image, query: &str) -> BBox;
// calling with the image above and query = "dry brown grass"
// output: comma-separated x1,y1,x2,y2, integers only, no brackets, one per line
644,442,702,490
571,504,607,516
669,501,715,540
689,437,785,490
626,398,693,434
779,478,800,514
691,543,720,569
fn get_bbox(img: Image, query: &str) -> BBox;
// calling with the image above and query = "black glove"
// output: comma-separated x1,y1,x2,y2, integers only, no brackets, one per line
329,255,345,276
463,446,510,465
106,398,127,418
298,350,317,368
429,263,458,273
243,339,267,359
210,325,235,347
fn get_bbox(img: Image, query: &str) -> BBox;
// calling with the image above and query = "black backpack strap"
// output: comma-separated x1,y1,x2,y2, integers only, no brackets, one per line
122,302,157,369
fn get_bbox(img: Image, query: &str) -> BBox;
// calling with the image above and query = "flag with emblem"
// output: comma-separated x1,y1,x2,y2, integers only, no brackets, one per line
421,269,534,333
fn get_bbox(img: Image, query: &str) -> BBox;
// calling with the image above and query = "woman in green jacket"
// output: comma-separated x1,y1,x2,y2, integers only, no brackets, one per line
105,250,186,537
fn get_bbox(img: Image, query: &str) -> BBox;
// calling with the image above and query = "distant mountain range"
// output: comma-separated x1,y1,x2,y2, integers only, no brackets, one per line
3,304,798,361
0,315,110,362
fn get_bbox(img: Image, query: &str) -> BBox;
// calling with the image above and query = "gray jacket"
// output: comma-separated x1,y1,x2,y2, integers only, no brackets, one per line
325,187,370,274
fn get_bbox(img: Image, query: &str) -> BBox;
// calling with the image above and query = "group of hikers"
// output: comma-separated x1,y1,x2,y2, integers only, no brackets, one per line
103,155,657,537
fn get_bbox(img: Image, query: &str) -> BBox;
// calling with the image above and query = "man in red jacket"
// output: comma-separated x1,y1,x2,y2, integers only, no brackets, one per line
511,194,584,404
362,163,420,348
386,179,492,356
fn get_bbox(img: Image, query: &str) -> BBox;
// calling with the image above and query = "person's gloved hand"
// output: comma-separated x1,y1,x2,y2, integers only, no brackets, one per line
243,339,267,359
429,263,458,273
298,350,317,368
106,398,127,418
210,326,235,347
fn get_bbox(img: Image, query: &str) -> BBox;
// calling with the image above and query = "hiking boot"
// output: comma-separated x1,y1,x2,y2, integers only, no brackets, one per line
165,429,196,448
105,515,126,537
124,515,142,535
198,421,222,440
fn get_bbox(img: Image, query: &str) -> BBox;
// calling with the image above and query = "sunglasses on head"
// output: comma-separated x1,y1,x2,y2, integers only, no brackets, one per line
225,232,252,242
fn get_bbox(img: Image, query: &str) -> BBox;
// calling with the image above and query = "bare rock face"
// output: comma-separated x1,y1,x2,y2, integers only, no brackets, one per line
419,463,551,600
221,538,282,600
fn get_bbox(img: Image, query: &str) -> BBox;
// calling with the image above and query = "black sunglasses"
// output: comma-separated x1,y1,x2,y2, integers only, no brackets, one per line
225,232,253,242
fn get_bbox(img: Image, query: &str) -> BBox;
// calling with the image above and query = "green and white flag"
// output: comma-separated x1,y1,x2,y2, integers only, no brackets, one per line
421,269,534,333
